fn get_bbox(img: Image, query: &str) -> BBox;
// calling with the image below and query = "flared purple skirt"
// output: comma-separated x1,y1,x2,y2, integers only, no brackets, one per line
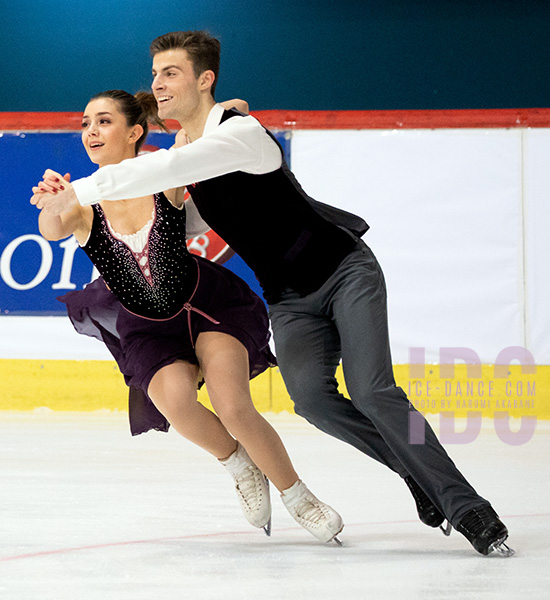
58,256,276,436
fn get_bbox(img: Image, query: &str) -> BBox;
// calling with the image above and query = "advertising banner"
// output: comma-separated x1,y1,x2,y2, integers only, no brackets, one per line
0,130,290,313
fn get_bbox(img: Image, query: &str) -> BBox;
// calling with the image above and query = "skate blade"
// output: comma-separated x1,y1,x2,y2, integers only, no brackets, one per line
492,540,515,557
263,477,271,536
440,521,452,536
328,524,345,546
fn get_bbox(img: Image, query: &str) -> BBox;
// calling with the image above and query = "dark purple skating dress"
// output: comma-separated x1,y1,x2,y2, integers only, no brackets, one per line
58,192,275,435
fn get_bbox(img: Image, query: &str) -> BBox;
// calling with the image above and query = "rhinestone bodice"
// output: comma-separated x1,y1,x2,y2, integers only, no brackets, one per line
82,193,196,319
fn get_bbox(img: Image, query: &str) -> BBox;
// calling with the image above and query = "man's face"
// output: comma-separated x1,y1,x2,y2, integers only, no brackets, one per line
152,49,201,121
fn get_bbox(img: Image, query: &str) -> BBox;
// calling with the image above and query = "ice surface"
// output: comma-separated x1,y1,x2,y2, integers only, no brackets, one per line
0,411,547,599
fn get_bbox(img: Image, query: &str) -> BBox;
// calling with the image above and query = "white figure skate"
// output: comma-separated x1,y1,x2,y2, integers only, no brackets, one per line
220,443,272,535
281,480,344,544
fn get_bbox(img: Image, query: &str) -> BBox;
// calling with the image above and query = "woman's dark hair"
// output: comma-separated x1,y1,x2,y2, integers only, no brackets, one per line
89,89,170,155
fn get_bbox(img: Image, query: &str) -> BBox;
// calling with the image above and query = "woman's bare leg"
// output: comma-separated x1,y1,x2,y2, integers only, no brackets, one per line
147,359,237,459
195,331,299,492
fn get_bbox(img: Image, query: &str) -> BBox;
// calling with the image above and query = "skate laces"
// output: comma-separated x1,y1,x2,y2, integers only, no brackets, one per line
281,481,344,543
234,465,266,509
293,496,330,526
457,505,514,556
220,444,271,532
458,505,499,537
284,483,333,527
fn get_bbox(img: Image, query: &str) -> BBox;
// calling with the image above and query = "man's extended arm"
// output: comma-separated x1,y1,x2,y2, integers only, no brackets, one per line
73,114,282,206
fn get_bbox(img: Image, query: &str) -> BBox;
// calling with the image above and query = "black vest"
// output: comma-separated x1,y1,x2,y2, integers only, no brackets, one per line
187,109,368,303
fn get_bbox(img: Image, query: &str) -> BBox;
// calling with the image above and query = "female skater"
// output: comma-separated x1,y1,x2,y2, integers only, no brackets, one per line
33,89,343,544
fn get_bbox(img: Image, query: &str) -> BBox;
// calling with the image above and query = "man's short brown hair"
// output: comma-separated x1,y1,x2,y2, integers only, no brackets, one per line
150,30,220,98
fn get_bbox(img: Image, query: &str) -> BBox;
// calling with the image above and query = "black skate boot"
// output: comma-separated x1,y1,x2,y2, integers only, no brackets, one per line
404,476,445,527
456,505,514,556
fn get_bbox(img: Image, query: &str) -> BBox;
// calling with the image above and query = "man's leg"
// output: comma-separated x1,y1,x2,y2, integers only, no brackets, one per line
269,291,408,477
329,242,488,526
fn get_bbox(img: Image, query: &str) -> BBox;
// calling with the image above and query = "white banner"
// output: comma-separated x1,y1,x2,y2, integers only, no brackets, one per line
292,129,527,364
524,129,550,363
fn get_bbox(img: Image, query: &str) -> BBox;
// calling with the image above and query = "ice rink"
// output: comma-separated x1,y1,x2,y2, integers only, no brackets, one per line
0,410,548,600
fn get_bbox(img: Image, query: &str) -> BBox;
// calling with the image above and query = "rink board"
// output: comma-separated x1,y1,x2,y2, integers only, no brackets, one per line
1,110,549,421
0,359,546,422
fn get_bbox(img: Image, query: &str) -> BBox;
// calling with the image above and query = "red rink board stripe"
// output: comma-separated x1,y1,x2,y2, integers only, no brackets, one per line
256,108,550,130
1,108,550,131
0,112,84,130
